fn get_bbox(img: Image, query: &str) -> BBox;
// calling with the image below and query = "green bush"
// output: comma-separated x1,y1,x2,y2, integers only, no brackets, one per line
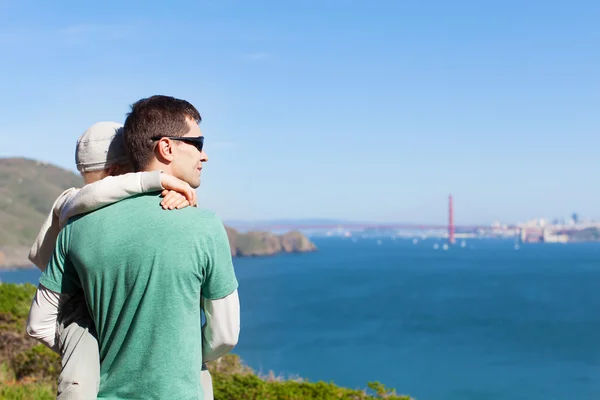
213,373,411,399
0,381,55,400
11,345,61,381
209,354,411,400
0,284,37,332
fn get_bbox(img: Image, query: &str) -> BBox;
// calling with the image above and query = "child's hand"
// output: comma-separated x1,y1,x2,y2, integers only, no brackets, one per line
160,173,197,208
160,190,193,210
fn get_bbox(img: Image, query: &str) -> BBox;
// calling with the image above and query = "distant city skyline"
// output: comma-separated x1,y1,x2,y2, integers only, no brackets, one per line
1,1,598,224
223,211,593,227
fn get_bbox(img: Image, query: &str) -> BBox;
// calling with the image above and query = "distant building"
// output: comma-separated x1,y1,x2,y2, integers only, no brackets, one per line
542,229,569,243
572,213,579,224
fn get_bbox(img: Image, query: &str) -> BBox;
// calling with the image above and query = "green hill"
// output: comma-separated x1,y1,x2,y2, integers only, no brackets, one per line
0,158,83,266
0,157,316,268
0,158,83,247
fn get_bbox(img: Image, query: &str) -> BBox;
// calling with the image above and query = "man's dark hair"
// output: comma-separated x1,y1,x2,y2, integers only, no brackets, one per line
123,95,202,171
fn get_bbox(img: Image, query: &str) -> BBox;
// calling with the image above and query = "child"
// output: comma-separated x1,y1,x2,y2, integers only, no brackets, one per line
27,121,213,399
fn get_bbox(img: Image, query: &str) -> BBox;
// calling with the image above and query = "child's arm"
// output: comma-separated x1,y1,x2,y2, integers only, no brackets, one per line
59,171,163,226
26,284,69,352
28,188,79,270
29,172,195,270
29,172,161,270
201,290,240,363
59,171,196,225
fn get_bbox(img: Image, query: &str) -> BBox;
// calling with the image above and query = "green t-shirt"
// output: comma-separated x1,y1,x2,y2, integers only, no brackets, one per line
39,193,238,400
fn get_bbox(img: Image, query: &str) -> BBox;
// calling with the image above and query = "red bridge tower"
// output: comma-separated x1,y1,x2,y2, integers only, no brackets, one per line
448,194,455,245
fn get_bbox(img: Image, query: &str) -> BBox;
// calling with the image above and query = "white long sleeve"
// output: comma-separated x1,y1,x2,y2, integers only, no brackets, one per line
202,290,240,363
59,171,163,226
28,188,79,270
26,284,70,352
28,171,163,271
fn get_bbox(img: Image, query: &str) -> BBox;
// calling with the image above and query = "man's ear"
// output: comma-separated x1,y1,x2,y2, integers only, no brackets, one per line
155,138,175,162
106,164,121,176
107,163,133,176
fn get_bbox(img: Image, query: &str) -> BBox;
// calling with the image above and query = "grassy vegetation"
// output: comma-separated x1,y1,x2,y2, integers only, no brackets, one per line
0,283,62,400
0,283,412,400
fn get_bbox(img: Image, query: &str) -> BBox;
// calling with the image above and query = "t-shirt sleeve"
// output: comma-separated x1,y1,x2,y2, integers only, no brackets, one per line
38,223,81,295
202,215,239,300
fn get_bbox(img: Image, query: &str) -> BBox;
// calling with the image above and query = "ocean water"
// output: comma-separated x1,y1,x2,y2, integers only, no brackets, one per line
3,238,600,400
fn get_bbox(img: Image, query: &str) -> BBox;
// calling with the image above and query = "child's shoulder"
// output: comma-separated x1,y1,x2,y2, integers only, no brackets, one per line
53,187,81,211
59,187,81,197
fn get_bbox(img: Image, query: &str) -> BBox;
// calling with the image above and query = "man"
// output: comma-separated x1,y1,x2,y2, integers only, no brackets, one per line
27,121,197,399
29,96,240,399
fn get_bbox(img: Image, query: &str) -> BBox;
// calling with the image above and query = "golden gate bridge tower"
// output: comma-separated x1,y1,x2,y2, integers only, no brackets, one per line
448,194,455,245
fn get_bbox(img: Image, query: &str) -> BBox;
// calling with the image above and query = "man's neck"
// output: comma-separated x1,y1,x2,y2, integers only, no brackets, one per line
143,160,172,175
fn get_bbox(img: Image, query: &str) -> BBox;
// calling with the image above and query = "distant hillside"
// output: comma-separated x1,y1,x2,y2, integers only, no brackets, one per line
0,157,316,268
0,158,83,267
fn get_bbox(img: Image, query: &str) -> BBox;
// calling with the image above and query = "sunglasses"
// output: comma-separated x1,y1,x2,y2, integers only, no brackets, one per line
152,136,204,153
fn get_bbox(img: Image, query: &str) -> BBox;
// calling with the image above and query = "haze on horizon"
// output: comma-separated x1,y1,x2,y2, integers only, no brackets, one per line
1,0,598,225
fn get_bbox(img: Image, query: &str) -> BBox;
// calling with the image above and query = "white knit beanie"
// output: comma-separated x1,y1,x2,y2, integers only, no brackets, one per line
75,121,129,172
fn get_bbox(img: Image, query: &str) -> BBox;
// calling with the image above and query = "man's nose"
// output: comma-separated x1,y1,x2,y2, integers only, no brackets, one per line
200,151,208,162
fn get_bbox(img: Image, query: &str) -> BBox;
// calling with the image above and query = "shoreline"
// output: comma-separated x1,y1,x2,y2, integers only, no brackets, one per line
0,264,36,271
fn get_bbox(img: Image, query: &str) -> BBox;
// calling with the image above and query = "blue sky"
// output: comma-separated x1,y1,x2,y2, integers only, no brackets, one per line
1,0,598,224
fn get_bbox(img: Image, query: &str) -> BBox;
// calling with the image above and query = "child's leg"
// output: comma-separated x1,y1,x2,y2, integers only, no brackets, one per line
200,364,214,400
56,292,100,400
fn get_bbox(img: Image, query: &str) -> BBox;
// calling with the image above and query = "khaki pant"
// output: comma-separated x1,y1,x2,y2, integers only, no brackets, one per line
56,292,99,400
56,292,214,399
